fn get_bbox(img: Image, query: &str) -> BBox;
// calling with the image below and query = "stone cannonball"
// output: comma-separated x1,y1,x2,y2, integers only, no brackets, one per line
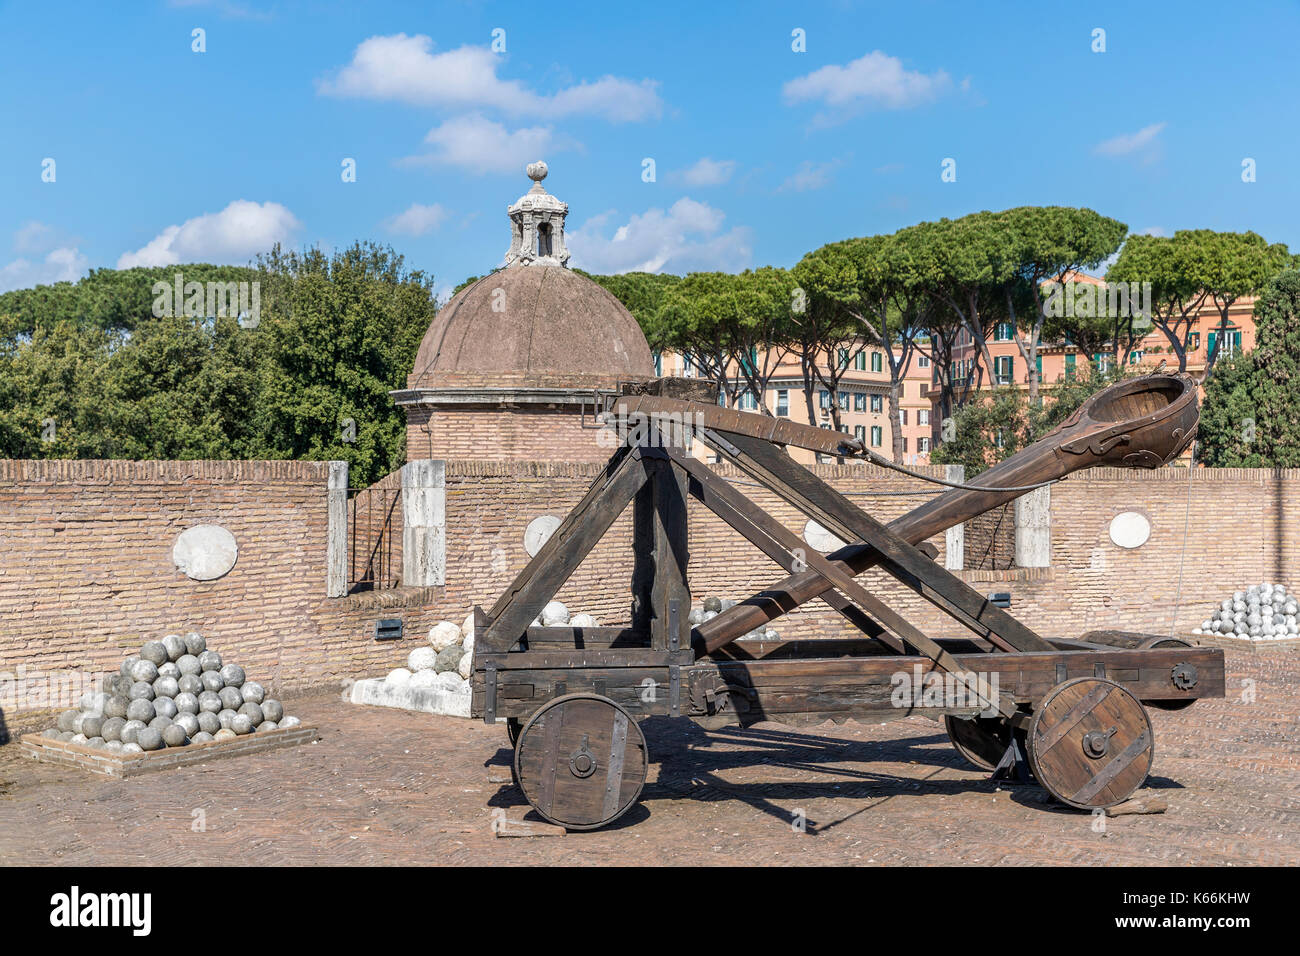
128,681,155,702
120,719,146,744
120,656,140,679
541,600,570,625
126,699,155,723
191,731,215,744
161,724,189,748
105,740,124,754
218,686,244,710
278,715,300,729
162,634,187,661
104,695,129,720
81,715,103,739
257,721,278,733
231,714,253,735
434,645,462,673
200,670,225,693
219,664,245,688
129,660,159,684
197,711,221,734
213,729,237,742
103,674,133,697
154,676,180,699
70,733,89,746
218,709,237,730
86,737,106,750
177,654,202,677
153,697,178,720
57,731,75,742
178,674,204,696
240,681,265,705
197,691,223,714
139,641,168,666
71,712,88,734
78,690,106,713
703,596,723,613
237,702,264,726
137,727,164,752
197,650,222,672
148,714,174,731
407,646,437,672
157,661,181,680
260,699,284,723
173,712,200,737
174,691,200,715
56,709,80,733
100,716,126,742
184,632,207,656
121,742,144,754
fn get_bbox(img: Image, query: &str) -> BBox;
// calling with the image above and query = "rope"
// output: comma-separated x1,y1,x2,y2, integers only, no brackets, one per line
848,445,1062,494
1167,440,1197,638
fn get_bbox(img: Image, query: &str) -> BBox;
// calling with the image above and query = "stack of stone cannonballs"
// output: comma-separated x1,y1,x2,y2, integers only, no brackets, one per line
1195,583,1299,641
689,596,780,641
384,612,477,694
42,632,300,753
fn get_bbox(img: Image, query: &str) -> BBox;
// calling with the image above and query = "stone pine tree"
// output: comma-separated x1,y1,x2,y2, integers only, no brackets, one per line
1202,269,1300,466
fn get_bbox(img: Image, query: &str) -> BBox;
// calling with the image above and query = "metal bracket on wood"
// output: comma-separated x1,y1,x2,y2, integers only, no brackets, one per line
668,598,680,652
484,663,497,724
669,665,681,717
1056,663,1068,683
1094,662,1107,678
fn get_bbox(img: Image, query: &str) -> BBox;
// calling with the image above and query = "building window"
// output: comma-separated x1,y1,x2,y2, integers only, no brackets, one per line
994,321,1014,342
1035,354,1042,377
1129,350,1144,365
854,351,866,371
839,424,850,434
870,394,883,414
819,390,831,410
871,352,883,373
918,409,930,426
1064,353,1076,381
902,437,908,452
994,355,1014,385
870,425,883,447
918,354,930,368
838,391,850,411
1188,332,1201,351
1207,329,1242,358
682,354,695,378
1095,353,1112,375
918,437,931,453
652,351,662,376
854,425,866,443
739,390,758,410
838,347,850,369
776,389,789,417
899,408,908,426
853,392,866,412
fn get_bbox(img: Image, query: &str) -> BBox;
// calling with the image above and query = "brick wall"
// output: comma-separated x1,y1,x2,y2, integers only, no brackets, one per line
404,405,612,463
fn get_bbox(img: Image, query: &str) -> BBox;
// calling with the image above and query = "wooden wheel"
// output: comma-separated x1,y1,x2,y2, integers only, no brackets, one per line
513,693,648,831
944,714,1028,772
1027,678,1154,810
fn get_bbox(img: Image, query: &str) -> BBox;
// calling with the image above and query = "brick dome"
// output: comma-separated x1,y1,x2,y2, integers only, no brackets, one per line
408,264,654,390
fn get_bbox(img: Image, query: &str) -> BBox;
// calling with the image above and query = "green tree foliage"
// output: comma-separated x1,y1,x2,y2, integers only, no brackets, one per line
0,243,434,485
1200,270,1300,466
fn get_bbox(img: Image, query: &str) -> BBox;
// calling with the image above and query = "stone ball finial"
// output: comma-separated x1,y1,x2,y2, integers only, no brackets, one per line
526,160,548,183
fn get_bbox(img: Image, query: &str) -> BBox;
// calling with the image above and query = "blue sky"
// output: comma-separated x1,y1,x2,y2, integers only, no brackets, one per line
3,0,1299,298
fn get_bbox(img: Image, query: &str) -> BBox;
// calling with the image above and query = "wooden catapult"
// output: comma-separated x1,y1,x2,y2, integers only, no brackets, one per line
470,373,1225,830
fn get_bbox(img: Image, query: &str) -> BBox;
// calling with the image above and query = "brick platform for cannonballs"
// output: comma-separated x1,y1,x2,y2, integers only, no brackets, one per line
18,725,319,778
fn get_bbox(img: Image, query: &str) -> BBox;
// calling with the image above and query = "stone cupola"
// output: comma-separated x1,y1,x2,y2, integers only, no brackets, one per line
504,161,570,268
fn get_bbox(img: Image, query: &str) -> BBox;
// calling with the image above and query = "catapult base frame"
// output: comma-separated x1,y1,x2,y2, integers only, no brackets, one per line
470,376,1225,830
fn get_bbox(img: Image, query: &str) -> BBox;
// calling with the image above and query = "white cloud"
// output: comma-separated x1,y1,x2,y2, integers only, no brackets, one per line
402,113,575,175
383,202,450,237
567,197,752,275
1094,122,1166,158
778,159,845,192
676,157,736,186
0,246,90,293
783,51,952,111
318,34,662,122
116,200,301,269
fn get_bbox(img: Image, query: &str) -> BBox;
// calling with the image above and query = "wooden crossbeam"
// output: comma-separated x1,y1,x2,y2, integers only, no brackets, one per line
698,428,1057,655
665,449,1017,719
483,446,650,653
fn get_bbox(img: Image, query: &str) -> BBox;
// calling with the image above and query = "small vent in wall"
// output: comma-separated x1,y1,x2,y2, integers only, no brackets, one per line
374,619,404,641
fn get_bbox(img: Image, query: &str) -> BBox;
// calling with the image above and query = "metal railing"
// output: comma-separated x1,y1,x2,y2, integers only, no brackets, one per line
347,483,401,592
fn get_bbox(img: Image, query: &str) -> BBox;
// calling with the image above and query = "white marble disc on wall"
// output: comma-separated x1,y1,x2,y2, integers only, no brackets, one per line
173,525,239,580
1108,512,1151,549
524,515,562,557
803,519,846,554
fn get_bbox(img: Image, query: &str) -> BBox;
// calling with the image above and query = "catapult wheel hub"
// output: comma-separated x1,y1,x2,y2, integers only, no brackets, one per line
944,714,1029,772
1027,678,1154,810
512,693,648,831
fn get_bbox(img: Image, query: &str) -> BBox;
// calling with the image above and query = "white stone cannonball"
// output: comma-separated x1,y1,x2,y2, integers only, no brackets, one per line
257,721,278,733
148,714,173,731
197,711,220,734
174,692,200,715
70,733,89,746
279,715,300,729
105,740,124,754
157,662,180,680
177,654,202,676
120,719,145,744
197,690,222,713
238,702,264,726
162,634,187,661
128,681,154,702
218,686,244,710
219,664,245,688
385,668,412,686
428,621,462,652
184,632,206,655
461,612,475,641
200,671,224,693
154,676,180,699
139,642,168,666
541,600,569,625
457,651,472,680
197,650,222,671
435,671,466,693
137,727,164,751
56,709,79,733
688,607,705,626
153,697,178,720
407,646,438,672
261,699,284,723
121,742,144,754
126,699,155,723
191,731,215,745
177,674,203,696
130,660,159,683
174,712,200,737
571,613,599,628
241,681,265,705
409,669,439,689
213,729,237,742
162,724,189,747
463,633,474,658
217,709,237,730
120,656,139,679
231,714,253,735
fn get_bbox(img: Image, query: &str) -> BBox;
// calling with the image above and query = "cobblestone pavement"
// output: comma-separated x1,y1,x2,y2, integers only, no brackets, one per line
2,646,1297,866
